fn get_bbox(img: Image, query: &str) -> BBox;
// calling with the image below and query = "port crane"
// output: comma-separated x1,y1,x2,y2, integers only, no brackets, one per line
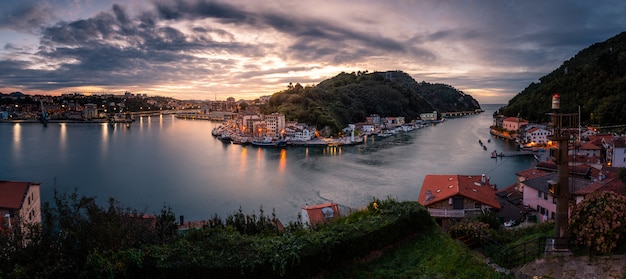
39,99,49,126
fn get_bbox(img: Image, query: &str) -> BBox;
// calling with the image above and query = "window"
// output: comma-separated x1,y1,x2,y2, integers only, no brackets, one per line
551,212,556,220
538,191,542,198
544,192,548,200
474,202,481,208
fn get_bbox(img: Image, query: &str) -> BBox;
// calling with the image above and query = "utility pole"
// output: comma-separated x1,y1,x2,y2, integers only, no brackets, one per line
547,94,578,251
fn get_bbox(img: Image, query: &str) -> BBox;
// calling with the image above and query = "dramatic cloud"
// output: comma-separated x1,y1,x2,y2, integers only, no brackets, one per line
0,2,54,32
1,0,625,103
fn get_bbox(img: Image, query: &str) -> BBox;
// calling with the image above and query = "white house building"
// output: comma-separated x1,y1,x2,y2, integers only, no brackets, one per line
525,127,551,145
603,137,626,168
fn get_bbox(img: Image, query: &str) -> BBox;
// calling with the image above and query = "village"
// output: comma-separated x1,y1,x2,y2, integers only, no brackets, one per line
3,105,625,231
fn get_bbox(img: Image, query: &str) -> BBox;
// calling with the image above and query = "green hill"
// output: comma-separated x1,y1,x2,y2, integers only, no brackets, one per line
499,32,626,127
261,70,481,134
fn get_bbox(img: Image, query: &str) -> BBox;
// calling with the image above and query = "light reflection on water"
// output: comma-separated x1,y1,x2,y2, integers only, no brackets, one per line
0,105,535,222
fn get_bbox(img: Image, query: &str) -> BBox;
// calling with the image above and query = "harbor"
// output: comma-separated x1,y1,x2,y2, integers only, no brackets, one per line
1,104,535,223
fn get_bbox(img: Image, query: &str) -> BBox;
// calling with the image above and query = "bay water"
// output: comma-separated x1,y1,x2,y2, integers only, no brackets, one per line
0,104,535,222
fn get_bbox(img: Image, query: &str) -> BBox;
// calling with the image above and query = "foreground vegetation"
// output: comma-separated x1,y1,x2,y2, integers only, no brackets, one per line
8,188,625,278
327,226,512,279
5,194,503,278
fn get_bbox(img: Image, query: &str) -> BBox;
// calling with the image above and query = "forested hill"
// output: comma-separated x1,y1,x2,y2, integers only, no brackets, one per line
260,70,481,134
499,31,626,127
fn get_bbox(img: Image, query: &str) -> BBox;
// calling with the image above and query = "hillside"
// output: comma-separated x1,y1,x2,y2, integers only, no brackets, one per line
499,31,626,127
261,70,481,134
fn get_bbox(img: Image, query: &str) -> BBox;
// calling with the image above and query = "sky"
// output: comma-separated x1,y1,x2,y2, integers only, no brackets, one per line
1,0,625,104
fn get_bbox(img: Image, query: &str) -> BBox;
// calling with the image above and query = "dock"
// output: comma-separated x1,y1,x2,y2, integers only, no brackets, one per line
496,151,535,157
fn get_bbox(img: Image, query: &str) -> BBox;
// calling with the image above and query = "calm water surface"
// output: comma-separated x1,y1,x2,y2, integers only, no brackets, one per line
1,104,535,222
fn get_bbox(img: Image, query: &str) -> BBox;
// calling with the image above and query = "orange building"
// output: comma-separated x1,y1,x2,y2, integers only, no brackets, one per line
418,174,500,226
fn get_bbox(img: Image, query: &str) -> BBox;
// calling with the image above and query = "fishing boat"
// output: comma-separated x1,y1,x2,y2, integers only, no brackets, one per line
251,137,278,147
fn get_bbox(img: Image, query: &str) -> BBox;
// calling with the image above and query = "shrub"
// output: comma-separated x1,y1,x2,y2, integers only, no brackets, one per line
569,191,626,255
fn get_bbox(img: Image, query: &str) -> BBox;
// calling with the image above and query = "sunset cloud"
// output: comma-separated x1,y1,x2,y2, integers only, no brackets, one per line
1,0,625,103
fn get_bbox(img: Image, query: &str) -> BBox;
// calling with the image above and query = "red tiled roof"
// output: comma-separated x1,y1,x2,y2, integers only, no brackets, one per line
302,202,340,226
503,117,529,123
527,127,538,133
515,168,551,179
0,181,30,209
589,134,613,145
569,154,601,164
574,178,626,197
611,137,626,148
418,175,501,209
579,141,601,150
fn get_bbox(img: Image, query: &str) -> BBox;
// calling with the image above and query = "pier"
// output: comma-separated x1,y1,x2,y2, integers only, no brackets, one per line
495,151,535,157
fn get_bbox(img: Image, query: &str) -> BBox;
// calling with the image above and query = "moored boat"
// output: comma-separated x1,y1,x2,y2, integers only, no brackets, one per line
251,137,278,147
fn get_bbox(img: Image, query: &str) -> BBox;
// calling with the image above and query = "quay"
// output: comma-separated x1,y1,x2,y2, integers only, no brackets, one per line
441,110,483,118
489,129,516,140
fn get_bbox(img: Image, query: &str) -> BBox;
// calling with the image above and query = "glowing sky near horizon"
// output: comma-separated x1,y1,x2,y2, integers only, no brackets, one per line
1,0,625,104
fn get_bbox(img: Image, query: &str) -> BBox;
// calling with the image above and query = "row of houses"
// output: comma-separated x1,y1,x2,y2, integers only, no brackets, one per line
418,161,625,227
496,116,626,168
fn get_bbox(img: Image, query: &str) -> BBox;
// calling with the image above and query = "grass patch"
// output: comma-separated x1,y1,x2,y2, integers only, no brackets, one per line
325,226,513,279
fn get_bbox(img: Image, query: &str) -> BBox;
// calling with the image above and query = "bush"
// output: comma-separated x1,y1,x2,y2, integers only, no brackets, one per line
569,191,626,255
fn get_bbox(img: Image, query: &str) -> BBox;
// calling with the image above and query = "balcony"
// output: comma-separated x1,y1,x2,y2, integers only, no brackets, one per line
427,208,482,218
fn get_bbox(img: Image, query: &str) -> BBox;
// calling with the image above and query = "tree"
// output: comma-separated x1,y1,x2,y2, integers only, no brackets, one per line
569,191,626,255
0,191,178,278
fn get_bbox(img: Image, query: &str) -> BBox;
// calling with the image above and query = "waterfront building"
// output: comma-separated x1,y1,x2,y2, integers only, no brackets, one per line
82,103,99,119
0,180,42,233
365,114,380,125
301,202,340,227
502,117,529,132
420,111,438,121
264,113,286,138
242,114,262,134
524,127,552,145
284,123,316,141
361,124,375,133
418,174,501,227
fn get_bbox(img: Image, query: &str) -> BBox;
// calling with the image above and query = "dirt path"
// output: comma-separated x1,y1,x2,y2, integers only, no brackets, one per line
514,255,626,279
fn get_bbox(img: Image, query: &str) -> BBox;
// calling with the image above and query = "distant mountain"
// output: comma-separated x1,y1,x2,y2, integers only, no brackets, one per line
499,32,626,127
261,70,481,134
9,92,25,97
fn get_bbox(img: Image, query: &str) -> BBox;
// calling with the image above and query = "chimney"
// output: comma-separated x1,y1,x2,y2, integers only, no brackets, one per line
481,174,486,185
179,215,184,226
